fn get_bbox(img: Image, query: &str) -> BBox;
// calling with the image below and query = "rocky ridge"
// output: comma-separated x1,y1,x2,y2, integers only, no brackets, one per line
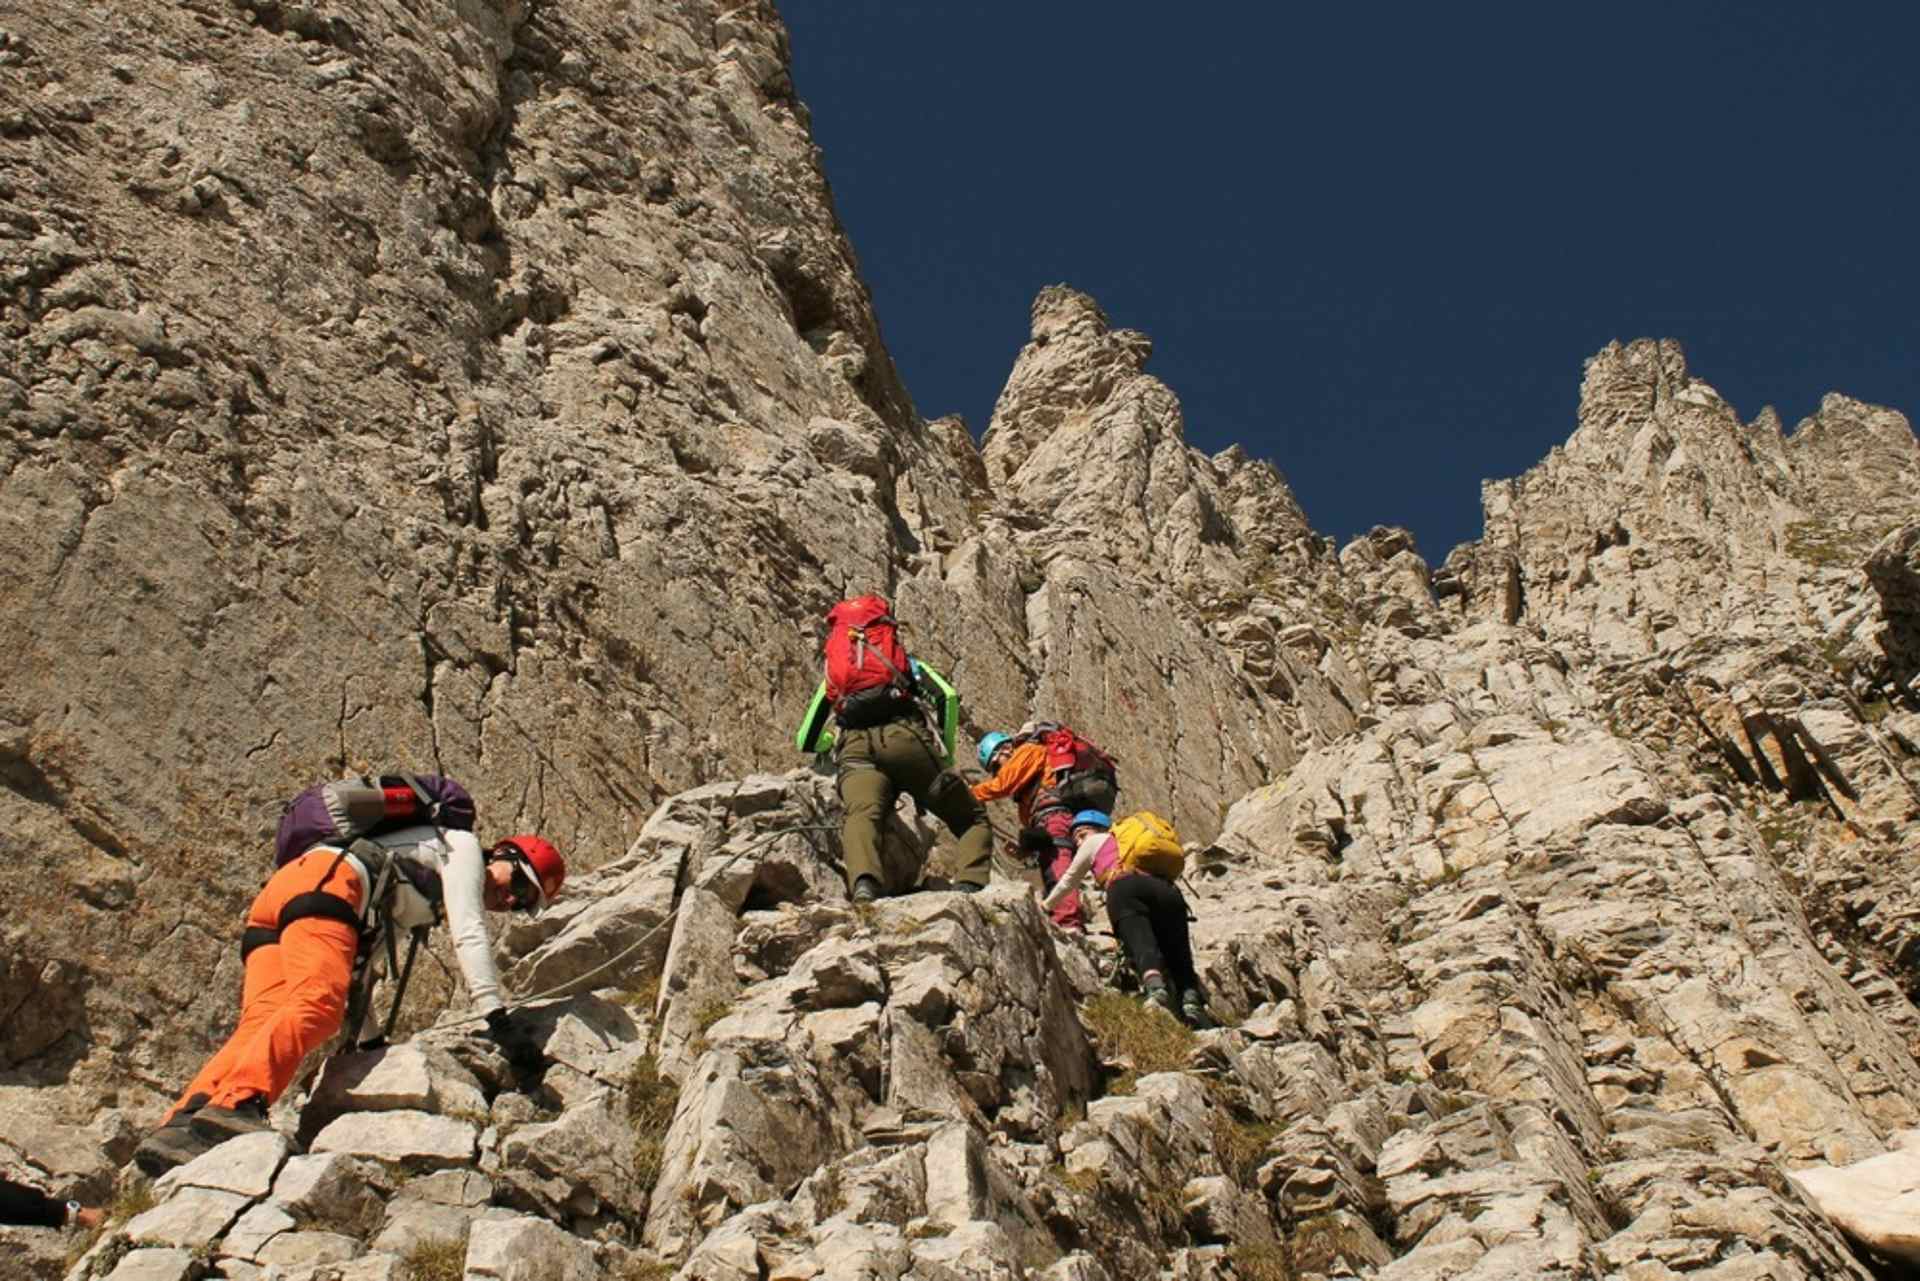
5,1,1920,1279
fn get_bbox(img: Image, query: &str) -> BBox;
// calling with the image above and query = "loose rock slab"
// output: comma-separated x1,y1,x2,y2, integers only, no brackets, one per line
123,1187,253,1250
310,1110,478,1168
102,1248,199,1281
465,1215,601,1279
154,1131,289,1200
1790,1135,1920,1264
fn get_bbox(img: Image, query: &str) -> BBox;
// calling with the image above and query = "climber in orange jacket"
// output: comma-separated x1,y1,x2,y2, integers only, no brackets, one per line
132,824,565,1176
973,725,1117,932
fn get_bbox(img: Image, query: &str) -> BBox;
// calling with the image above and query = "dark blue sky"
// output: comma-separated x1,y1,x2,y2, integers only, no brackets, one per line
783,4,1919,560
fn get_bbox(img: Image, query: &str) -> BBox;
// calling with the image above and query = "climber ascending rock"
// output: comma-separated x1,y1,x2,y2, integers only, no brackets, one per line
972,721,1120,932
1046,809,1213,1027
796,595,989,902
131,773,566,1176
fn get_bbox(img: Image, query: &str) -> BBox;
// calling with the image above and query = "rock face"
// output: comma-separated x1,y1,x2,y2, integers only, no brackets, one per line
6,2,1920,1280
0,0,1333,1102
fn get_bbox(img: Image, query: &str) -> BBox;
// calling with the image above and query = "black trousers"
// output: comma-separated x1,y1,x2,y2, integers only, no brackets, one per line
1105,873,1197,991
0,1175,65,1227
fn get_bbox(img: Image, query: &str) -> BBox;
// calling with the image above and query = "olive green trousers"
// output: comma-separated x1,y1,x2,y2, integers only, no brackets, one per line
837,718,991,891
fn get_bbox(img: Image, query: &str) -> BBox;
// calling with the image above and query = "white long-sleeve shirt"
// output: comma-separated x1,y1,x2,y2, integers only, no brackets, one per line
1042,830,1114,913
330,825,504,1016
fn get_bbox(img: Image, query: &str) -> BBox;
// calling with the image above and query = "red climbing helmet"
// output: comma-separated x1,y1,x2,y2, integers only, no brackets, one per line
492,834,566,911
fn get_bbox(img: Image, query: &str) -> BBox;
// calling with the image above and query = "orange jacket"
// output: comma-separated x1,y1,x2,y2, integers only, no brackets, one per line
972,742,1050,824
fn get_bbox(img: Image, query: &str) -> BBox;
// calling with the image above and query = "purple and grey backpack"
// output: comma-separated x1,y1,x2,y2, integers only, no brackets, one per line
274,773,476,868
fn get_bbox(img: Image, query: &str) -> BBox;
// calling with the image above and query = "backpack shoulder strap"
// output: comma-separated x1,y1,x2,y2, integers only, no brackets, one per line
857,617,914,689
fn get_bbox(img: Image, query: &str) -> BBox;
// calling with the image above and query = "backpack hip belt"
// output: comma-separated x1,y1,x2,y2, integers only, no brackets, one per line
833,684,914,730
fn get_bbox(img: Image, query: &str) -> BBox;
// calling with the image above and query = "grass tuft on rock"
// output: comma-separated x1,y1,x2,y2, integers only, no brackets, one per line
1228,1241,1296,1280
1081,991,1196,1091
69,1181,158,1270
693,997,732,1033
1202,1078,1281,1186
616,973,662,1013
626,1054,680,1188
112,1182,156,1222
812,1163,847,1219
1213,1109,1281,1187
402,1237,467,1281
613,1260,677,1281
687,995,734,1056
1059,1166,1100,1195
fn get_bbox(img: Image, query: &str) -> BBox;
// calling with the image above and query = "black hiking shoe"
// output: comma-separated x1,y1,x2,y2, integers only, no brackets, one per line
952,879,987,894
133,1119,215,1177
851,875,882,905
1180,989,1214,1029
190,1096,272,1145
1142,976,1178,1019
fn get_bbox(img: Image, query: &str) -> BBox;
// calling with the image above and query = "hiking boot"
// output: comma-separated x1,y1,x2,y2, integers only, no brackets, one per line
851,875,882,905
133,1119,215,1177
1180,988,1214,1029
952,879,986,894
1142,976,1178,1019
190,1096,272,1145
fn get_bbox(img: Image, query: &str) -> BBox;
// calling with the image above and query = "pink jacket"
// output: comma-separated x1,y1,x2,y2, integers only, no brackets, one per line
1041,831,1118,912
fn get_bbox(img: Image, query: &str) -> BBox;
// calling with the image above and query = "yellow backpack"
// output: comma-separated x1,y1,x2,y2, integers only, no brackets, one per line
1112,811,1185,880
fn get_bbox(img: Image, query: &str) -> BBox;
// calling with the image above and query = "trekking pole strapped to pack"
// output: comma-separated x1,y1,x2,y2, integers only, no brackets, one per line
363,926,430,1049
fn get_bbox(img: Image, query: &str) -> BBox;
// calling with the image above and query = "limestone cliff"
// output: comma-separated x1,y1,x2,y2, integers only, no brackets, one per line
5,3,1920,1280
0,0,1313,1108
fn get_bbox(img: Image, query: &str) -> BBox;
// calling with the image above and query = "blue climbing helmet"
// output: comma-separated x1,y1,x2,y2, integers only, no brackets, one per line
977,732,1011,771
1070,810,1111,831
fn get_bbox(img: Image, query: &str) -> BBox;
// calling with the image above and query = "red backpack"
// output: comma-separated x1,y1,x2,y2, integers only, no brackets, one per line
1017,721,1119,810
824,596,915,726
1041,726,1116,782
1017,721,1117,782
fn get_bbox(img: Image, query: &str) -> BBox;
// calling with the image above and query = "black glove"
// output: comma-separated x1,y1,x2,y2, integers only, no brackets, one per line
1018,826,1056,863
484,1007,546,1072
